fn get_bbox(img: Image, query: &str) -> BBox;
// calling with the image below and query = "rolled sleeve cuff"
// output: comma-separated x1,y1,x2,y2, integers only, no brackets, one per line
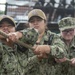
49,45,65,59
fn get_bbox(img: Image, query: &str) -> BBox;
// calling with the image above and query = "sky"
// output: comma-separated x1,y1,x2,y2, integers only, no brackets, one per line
0,0,6,3
0,0,6,11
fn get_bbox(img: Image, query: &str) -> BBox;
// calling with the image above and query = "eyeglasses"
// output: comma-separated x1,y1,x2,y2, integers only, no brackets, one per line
62,29,74,33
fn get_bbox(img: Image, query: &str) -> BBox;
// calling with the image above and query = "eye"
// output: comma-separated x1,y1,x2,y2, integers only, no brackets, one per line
30,20,34,23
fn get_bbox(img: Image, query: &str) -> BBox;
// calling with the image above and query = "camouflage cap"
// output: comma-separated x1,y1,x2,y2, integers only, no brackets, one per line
0,15,16,26
58,17,75,31
28,9,46,21
20,28,38,45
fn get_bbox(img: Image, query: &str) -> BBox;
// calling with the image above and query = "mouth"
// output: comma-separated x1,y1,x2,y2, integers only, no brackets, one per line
34,26,39,29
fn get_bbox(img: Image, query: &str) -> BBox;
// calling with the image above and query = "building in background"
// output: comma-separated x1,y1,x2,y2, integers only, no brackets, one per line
6,0,37,23
0,0,74,33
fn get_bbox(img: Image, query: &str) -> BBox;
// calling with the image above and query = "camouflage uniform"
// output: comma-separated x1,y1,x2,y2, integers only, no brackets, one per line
0,41,19,75
0,15,19,75
22,30,65,75
0,15,39,75
55,36,75,75
38,30,65,75
55,17,75,75
22,9,66,75
15,28,39,75
0,28,39,75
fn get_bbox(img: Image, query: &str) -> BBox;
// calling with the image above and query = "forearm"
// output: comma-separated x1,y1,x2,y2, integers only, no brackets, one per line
49,45,65,59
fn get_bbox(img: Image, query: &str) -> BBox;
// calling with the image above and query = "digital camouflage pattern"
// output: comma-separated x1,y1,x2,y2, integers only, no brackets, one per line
38,30,65,75
0,37,38,75
20,28,38,45
0,27,39,75
55,17,75,75
17,49,40,75
0,15,19,75
58,17,75,31
0,41,19,75
14,28,39,75
55,36,75,75
21,30,65,75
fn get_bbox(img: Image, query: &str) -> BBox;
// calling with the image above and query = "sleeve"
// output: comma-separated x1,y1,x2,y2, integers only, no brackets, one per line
19,28,38,45
27,55,40,65
23,55,40,74
48,34,65,59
